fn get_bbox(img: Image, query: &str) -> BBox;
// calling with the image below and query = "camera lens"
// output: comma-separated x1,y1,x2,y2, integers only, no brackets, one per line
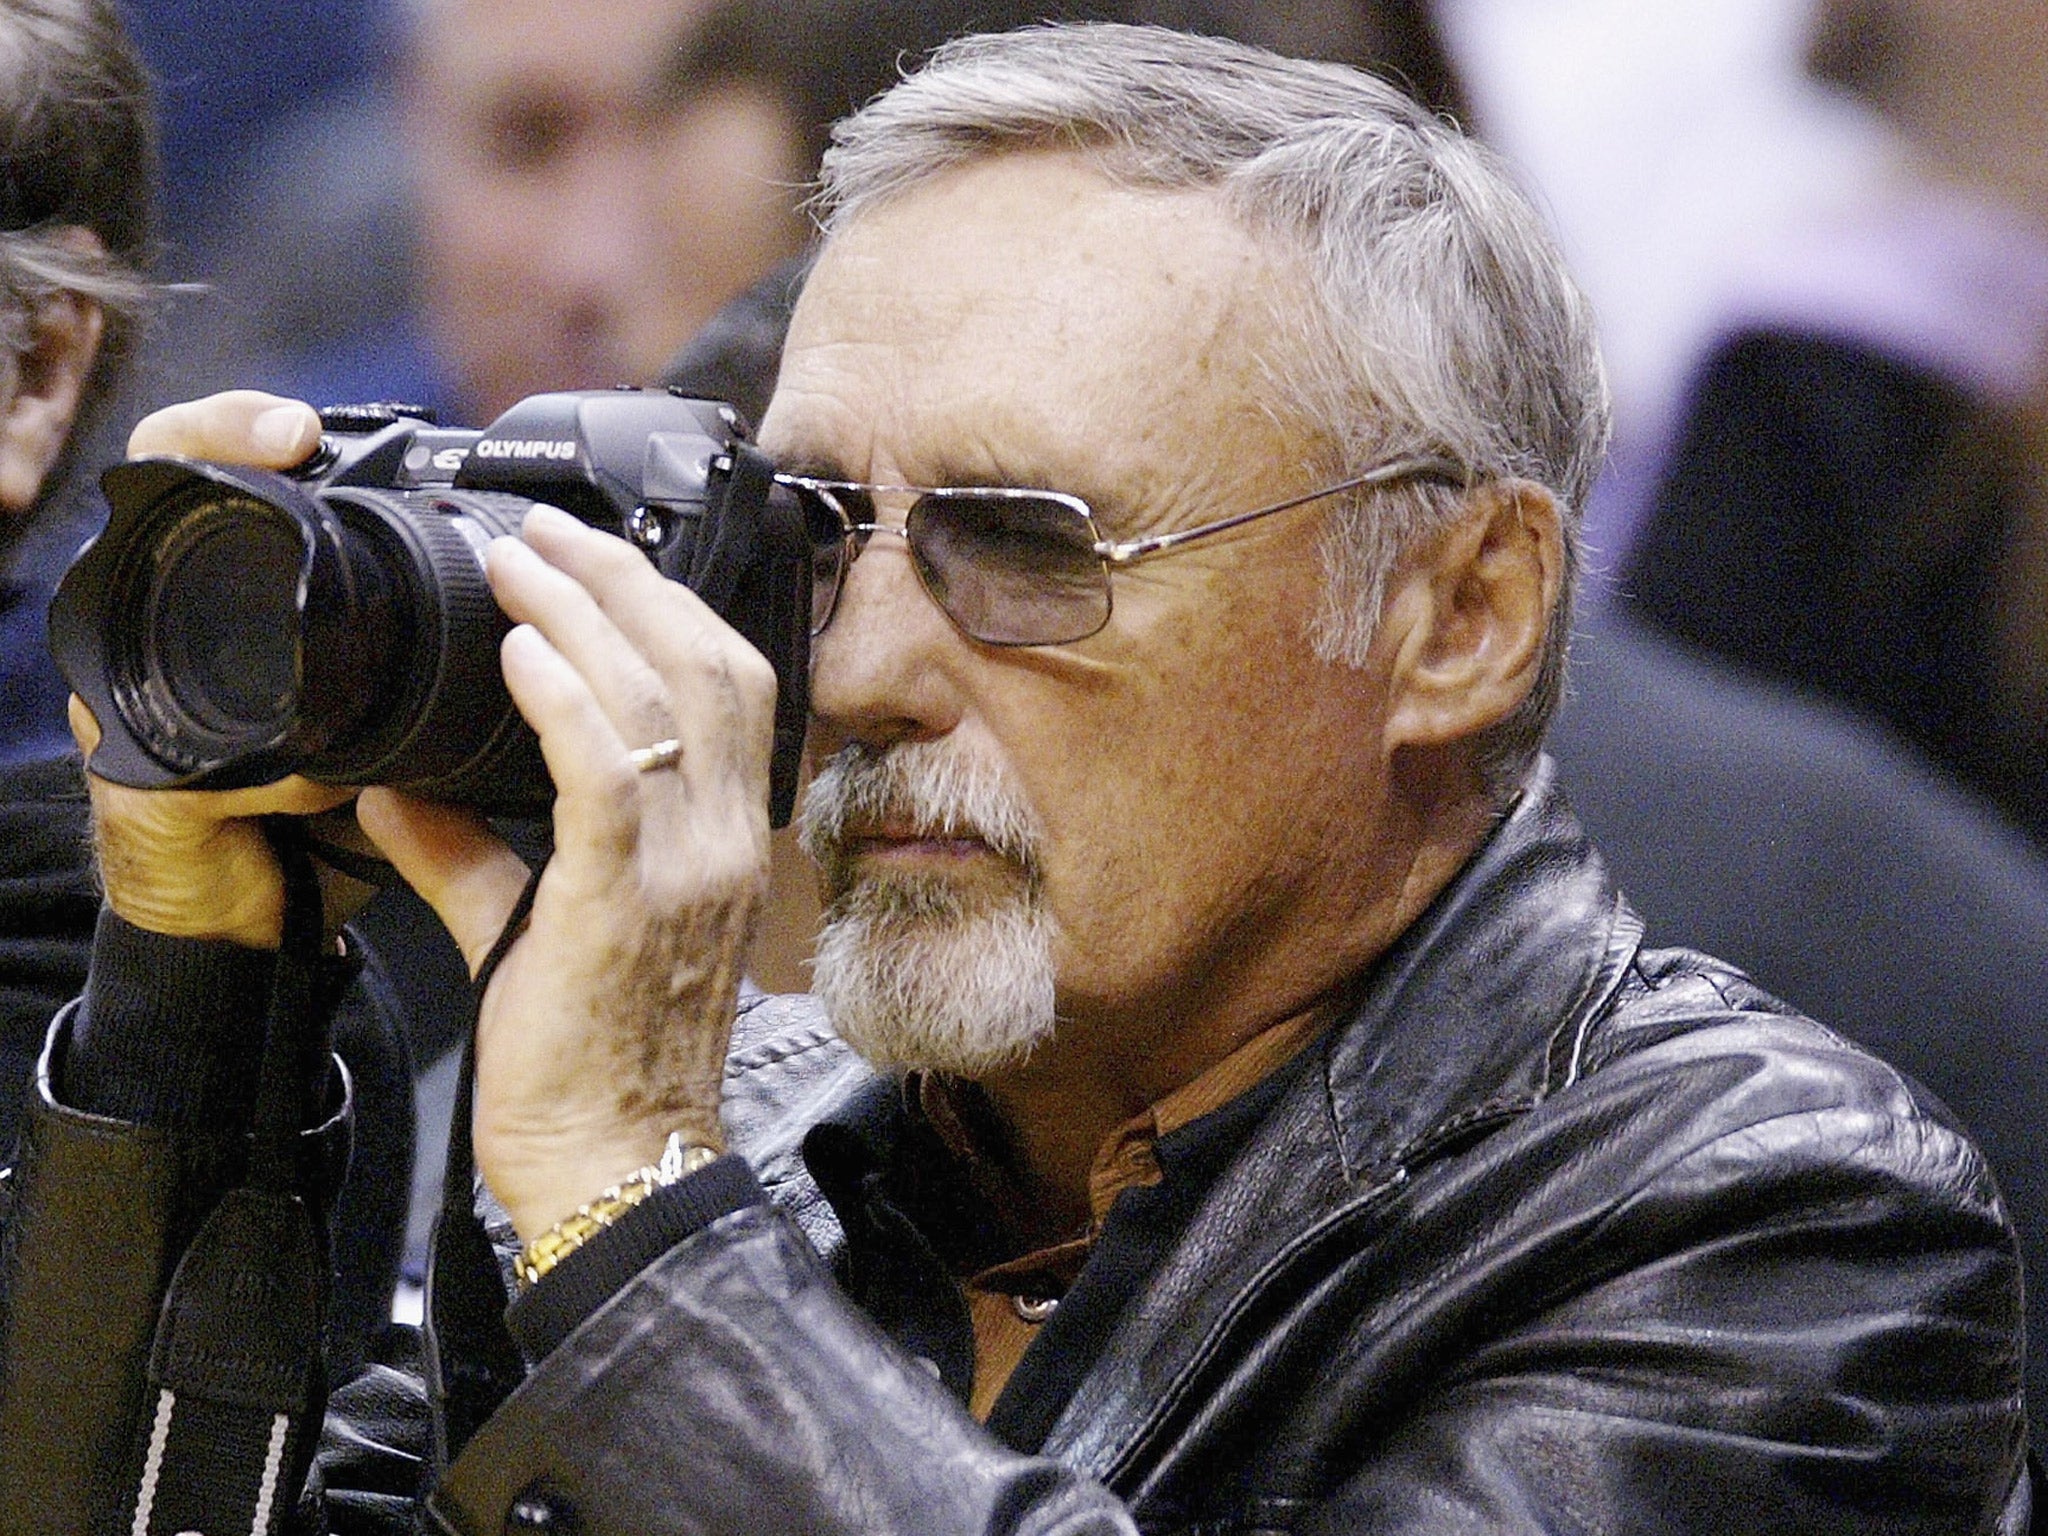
74,462,548,802
137,494,306,747
306,486,545,806
98,476,416,779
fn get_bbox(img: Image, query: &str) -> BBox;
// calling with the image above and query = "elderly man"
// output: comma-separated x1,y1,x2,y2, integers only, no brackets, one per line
0,24,2027,1535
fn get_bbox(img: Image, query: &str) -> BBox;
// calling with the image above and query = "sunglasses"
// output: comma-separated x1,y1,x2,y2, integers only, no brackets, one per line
781,454,1469,647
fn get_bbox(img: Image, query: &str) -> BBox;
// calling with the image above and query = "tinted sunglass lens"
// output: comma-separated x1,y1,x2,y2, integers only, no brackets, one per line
797,488,854,635
910,494,1108,644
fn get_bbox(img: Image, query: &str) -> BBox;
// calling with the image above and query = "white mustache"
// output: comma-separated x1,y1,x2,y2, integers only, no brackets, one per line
797,740,1044,876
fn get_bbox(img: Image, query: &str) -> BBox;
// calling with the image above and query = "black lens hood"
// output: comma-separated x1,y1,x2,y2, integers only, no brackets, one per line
50,455,337,791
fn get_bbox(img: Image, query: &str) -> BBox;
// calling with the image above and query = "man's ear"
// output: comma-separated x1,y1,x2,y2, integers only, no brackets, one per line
0,238,106,515
1377,478,1562,752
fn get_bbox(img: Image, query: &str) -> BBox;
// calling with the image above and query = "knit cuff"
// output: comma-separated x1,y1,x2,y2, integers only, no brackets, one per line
63,907,279,1127
504,1155,767,1364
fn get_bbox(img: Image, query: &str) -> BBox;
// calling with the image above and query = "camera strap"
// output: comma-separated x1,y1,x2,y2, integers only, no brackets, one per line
129,820,330,1536
692,439,810,827
421,859,543,1479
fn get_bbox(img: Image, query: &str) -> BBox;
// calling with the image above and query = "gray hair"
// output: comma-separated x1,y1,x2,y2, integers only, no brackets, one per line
815,23,1610,796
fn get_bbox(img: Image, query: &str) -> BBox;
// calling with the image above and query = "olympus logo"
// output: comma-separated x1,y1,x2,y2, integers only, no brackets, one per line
402,444,471,475
474,438,579,461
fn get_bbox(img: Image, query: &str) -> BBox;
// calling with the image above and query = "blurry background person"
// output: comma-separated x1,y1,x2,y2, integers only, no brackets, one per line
148,0,752,422
151,0,711,422
0,0,155,765
0,0,156,1183
0,0,157,1139
399,0,723,421
0,0,415,1369
1619,0,2048,848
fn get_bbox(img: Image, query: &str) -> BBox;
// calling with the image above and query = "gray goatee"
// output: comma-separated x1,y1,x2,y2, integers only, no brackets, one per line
797,740,1058,1076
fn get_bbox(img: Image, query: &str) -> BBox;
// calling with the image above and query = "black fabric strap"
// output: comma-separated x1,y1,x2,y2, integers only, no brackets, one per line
131,820,331,1536
248,819,326,1193
422,858,545,1481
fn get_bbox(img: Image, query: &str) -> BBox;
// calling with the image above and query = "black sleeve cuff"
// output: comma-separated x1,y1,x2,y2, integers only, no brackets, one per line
504,1154,767,1363
64,907,280,1127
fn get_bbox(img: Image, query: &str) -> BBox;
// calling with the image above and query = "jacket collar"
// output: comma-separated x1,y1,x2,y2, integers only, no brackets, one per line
1040,757,1643,1483
1323,754,1641,1183
778,760,1643,1482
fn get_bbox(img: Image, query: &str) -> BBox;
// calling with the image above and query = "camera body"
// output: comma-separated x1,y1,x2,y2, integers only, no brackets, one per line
50,389,811,824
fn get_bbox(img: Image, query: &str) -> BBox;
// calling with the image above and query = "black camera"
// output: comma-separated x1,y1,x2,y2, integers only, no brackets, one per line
49,389,811,824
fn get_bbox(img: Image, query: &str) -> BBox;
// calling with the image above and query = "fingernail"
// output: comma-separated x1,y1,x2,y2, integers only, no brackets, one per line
523,502,575,533
502,622,545,657
253,404,312,458
483,537,533,586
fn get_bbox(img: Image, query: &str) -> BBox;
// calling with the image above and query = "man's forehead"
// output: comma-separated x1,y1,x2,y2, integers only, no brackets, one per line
763,154,1299,481
808,155,1264,326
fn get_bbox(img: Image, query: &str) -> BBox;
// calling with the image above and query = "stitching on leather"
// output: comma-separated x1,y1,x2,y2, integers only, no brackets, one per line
1392,1099,1523,1169
724,1022,841,1076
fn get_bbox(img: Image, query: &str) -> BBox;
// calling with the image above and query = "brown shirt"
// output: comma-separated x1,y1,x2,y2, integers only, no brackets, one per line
919,1010,1329,1420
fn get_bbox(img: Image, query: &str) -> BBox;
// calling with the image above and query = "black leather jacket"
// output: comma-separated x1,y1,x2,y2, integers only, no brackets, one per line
0,767,2030,1533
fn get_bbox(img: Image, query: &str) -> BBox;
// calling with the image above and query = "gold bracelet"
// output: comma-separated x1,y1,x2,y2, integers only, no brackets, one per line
516,1132,722,1290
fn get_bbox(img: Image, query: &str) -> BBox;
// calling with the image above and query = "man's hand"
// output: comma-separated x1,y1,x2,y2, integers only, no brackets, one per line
76,696,359,948
79,392,345,948
92,390,772,1239
360,504,775,1241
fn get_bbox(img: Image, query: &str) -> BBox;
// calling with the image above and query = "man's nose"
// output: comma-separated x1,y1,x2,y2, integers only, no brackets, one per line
808,527,965,749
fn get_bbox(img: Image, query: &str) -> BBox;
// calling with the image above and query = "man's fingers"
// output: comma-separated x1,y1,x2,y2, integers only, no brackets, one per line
486,530,676,753
513,503,733,677
494,622,649,865
127,390,321,467
355,788,534,974
517,504,778,735
516,501,680,596
492,506,777,789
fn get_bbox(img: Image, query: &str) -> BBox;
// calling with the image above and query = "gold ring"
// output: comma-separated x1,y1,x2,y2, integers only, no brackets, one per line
626,737,684,773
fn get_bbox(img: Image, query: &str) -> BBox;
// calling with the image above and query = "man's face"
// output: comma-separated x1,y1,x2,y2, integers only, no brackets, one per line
403,0,708,420
764,154,1419,1091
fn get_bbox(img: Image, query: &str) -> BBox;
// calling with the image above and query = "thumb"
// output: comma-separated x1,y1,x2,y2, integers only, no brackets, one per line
356,788,534,976
127,389,321,467
67,693,101,753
